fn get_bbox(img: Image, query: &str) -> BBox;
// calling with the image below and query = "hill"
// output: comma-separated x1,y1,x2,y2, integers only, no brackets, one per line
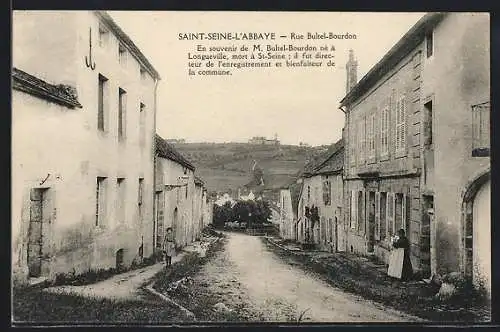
170,142,330,202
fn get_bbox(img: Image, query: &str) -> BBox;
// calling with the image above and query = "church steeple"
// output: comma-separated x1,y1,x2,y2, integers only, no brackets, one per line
346,49,358,94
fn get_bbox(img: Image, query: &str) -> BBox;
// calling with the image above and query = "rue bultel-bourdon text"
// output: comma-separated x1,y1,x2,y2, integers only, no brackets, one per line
179,32,357,76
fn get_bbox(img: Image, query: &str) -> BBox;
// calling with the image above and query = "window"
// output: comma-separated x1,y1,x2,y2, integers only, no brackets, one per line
368,113,376,158
307,186,311,201
138,178,144,225
394,193,407,233
426,31,433,58
357,119,365,164
119,44,127,66
350,191,357,229
98,24,109,47
140,103,146,147
96,177,107,227
349,124,356,165
380,192,387,240
140,67,147,80
472,101,490,157
395,95,407,153
116,178,125,224
380,106,389,156
98,74,108,131
387,192,395,236
424,100,433,148
323,179,331,205
357,191,365,234
118,88,127,140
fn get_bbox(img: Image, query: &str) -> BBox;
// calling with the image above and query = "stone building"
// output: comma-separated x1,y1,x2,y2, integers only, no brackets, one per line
154,134,197,250
12,11,160,284
339,12,490,292
296,140,344,252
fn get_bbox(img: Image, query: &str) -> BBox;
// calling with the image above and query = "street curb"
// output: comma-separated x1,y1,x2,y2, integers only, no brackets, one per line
143,283,196,320
141,235,223,321
265,237,304,257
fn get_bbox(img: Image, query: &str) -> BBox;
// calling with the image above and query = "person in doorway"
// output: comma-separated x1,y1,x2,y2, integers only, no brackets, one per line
162,227,176,268
392,229,413,281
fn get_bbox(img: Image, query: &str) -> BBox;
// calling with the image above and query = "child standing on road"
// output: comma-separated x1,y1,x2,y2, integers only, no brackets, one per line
163,227,176,268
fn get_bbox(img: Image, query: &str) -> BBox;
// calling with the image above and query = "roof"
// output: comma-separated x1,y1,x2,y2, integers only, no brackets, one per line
12,67,82,109
155,134,195,170
95,11,161,80
302,139,344,177
340,12,446,107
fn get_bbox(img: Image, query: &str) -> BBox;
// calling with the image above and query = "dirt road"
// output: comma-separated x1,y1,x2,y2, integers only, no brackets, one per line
188,232,420,322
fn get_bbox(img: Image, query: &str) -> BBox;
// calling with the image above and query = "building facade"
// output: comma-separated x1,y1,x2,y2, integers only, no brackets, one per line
340,13,490,292
12,11,160,284
154,134,197,251
278,189,296,240
296,140,344,252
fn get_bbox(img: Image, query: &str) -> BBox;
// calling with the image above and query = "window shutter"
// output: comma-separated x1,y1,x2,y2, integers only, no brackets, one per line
402,194,408,233
400,95,406,149
352,191,357,229
348,191,352,228
360,191,365,234
375,192,380,240
386,192,394,236
391,91,397,154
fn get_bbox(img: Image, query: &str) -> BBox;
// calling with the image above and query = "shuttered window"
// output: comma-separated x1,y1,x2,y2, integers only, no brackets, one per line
380,104,389,156
350,191,357,229
375,192,381,240
387,192,395,236
380,192,387,240
395,95,407,153
368,113,376,159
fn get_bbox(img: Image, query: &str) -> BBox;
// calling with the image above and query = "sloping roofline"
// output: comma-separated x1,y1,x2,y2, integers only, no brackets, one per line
340,12,446,107
95,11,161,80
155,134,195,171
12,67,82,109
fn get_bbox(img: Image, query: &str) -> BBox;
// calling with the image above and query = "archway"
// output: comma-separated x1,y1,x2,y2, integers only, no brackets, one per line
463,171,490,297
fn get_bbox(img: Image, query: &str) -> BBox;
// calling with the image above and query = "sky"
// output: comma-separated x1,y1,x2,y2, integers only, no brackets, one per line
109,11,425,146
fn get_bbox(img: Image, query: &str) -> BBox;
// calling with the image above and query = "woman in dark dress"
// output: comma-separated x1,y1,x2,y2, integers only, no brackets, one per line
393,229,413,281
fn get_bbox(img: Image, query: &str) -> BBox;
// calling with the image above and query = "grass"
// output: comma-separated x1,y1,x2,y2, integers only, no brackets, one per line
151,236,251,322
264,238,491,323
12,287,187,324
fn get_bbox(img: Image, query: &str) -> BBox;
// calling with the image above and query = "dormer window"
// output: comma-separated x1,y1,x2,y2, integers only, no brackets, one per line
98,24,109,47
119,44,127,67
140,67,147,80
426,31,433,58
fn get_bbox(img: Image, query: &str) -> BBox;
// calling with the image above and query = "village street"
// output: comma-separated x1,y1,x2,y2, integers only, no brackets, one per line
176,232,420,322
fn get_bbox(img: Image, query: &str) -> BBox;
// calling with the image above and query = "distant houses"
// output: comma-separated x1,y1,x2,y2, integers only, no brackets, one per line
248,134,280,146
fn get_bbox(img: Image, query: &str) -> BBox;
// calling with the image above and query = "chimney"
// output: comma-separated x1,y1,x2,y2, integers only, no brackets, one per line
345,49,358,94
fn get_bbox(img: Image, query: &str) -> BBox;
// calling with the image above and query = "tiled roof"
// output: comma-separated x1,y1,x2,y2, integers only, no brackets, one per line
155,134,195,170
96,11,161,80
12,68,82,109
302,139,344,177
340,13,446,107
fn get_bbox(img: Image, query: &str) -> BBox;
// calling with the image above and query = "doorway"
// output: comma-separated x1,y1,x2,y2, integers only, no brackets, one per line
422,195,434,278
367,191,375,253
154,191,163,250
472,179,491,296
27,188,49,278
